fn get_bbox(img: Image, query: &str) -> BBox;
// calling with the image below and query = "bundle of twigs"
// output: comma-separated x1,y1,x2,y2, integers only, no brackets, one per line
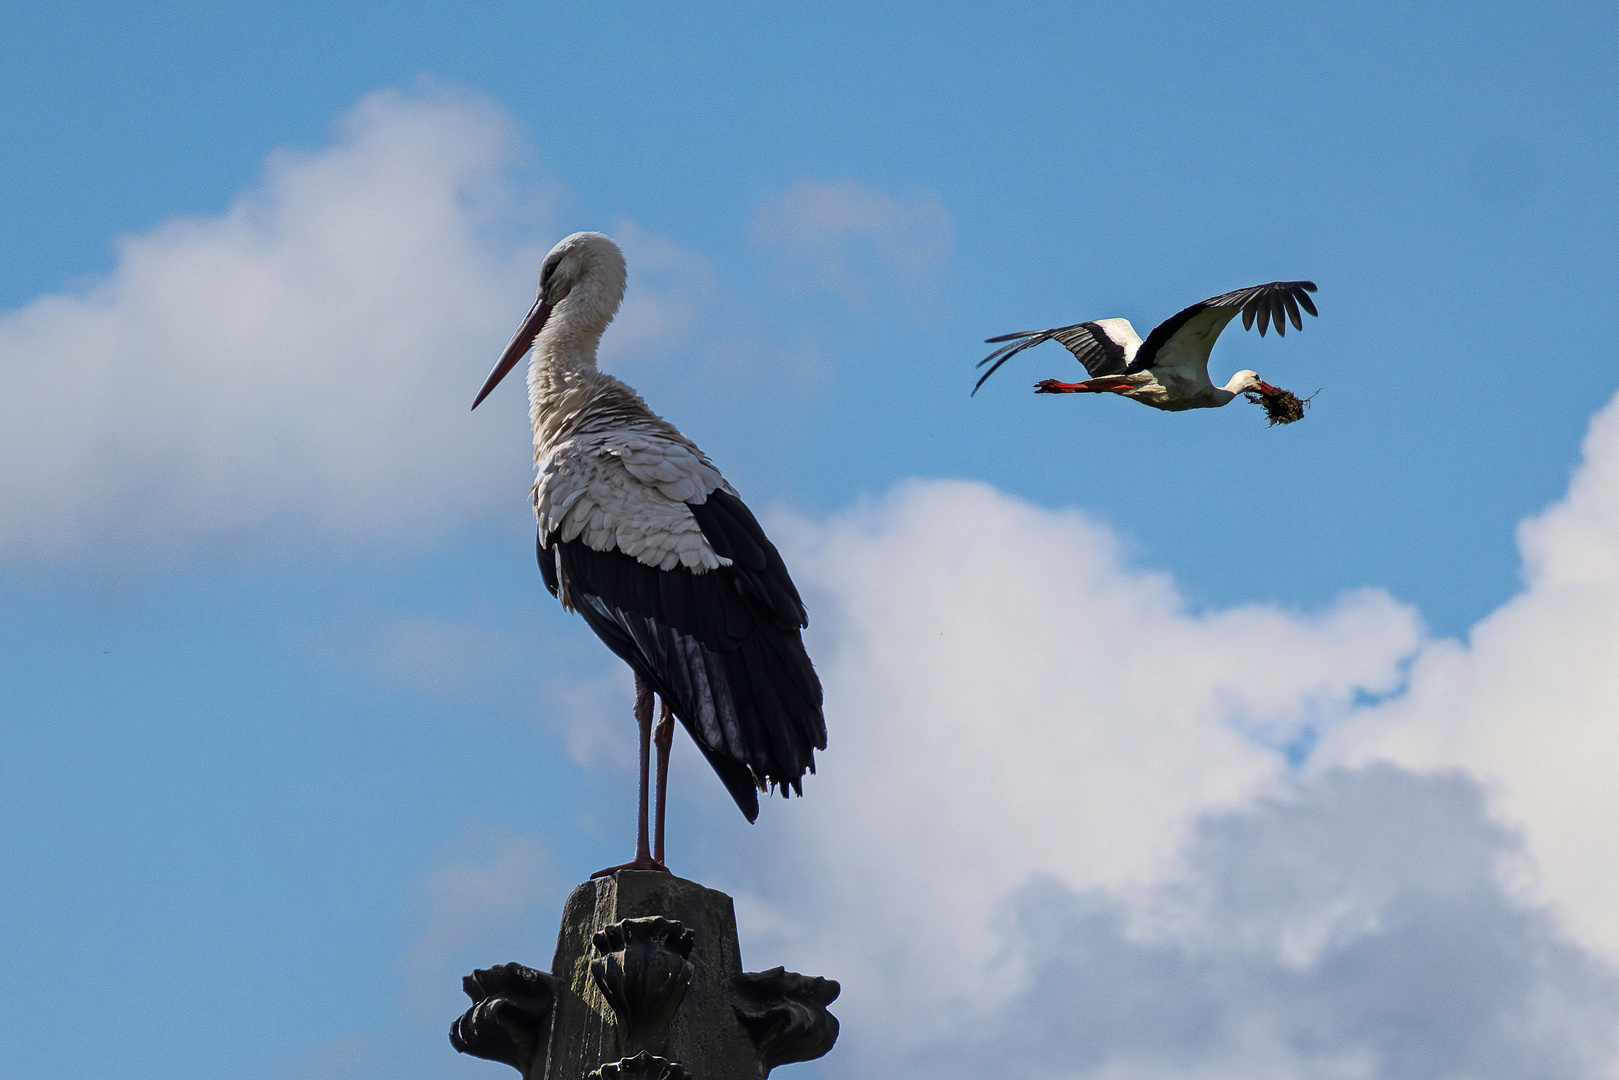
1246,386,1318,426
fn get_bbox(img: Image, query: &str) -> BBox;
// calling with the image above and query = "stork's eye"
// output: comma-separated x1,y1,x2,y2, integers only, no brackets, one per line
542,259,561,283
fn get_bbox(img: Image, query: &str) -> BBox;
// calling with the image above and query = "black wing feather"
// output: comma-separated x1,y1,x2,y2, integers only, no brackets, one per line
539,488,824,822
1135,280,1318,367
973,320,1130,394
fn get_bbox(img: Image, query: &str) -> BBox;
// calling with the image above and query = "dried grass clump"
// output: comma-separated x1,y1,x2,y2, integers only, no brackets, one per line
1245,386,1317,426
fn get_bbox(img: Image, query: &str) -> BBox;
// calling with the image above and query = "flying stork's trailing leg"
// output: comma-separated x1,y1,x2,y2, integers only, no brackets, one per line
1033,375,1138,395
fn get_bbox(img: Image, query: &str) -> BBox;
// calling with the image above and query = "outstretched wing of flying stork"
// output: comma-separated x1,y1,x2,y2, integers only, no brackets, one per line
1130,280,1318,383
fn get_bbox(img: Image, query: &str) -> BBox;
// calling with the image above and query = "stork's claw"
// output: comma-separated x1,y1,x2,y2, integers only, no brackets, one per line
1035,379,1082,394
590,856,671,879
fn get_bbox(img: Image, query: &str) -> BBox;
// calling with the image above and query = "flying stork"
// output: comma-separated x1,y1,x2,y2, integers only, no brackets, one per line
973,281,1319,422
472,232,825,877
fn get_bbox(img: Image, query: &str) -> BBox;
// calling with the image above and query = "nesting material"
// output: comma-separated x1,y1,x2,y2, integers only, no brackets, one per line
1246,386,1315,426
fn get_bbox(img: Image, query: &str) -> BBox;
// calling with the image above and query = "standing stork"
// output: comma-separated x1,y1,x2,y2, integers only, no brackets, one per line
973,281,1319,423
472,232,825,877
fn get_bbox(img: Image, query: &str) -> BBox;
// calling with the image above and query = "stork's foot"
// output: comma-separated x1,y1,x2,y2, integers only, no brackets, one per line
590,855,671,879
1034,379,1083,394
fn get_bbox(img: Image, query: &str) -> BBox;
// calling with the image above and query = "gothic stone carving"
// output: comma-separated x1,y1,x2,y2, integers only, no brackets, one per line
449,963,557,1077
734,966,841,1074
590,915,697,1050
587,1050,694,1080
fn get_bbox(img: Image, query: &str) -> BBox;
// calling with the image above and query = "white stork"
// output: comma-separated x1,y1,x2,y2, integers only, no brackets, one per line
472,232,825,877
973,281,1319,422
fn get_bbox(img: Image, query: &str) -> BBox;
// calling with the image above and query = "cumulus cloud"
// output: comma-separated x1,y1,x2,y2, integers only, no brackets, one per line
700,389,1619,1076
904,767,1619,1080
0,86,543,563
0,87,762,568
717,480,1422,1044
1325,391,1619,958
751,178,951,314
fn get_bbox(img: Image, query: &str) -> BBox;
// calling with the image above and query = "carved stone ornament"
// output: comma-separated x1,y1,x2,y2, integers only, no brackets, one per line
586,1050,694,1080
449,962,558,1076
733,966,841,1074
590,915,697,1047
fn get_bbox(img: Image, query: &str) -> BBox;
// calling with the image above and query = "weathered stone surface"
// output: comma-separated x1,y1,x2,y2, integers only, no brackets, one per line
552,872,760,1078
590,915,696,1052
453,871,838,1079
734,967,841,1074
586,1050,694,1080
450,963,557,1080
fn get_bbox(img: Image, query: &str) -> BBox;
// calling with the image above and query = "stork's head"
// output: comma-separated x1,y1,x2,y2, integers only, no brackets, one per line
472,232,627,409
1225,370,1276,396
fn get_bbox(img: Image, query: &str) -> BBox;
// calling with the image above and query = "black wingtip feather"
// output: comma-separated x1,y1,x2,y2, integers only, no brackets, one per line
1283,292,1303,330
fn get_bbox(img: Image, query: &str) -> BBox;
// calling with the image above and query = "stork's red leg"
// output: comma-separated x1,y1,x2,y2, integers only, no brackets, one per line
1037,377,1130,395
652,699,674,867
591,674,669,878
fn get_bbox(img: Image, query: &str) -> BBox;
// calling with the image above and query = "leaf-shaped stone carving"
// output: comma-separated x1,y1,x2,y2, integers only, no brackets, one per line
590,915,697,1048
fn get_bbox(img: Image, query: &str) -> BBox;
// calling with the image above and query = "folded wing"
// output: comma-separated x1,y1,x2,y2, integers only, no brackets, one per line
535,432,824,822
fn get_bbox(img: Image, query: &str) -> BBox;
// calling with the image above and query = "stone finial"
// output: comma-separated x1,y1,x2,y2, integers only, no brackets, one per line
587,1050,695,1080
455,872,838,1078
734,966,841,1074
590,915,697,1049
449,963,557,1077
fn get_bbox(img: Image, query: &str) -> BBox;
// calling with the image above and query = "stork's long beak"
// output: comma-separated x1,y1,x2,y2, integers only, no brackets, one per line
472,295,553,410
1256,379,1281,396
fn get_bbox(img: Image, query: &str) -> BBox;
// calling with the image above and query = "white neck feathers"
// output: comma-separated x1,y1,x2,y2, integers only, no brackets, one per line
524,235,636,455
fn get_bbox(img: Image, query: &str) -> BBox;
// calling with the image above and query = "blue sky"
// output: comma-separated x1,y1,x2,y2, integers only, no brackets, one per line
4,4,1619,1079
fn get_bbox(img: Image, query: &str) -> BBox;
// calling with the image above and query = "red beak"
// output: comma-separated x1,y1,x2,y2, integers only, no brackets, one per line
472,295,553,410
1256,380,1281,396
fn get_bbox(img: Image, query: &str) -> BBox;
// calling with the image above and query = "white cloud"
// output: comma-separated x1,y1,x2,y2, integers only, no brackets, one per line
697,385,1619,1075
715,479,1421,1045
901,767,1619,1080
751,178,952,313
1324,390,1619,958
0,87,768,569
0,86,545,563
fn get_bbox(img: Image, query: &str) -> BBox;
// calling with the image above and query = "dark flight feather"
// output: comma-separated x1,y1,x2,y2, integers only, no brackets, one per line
537,488,824,822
